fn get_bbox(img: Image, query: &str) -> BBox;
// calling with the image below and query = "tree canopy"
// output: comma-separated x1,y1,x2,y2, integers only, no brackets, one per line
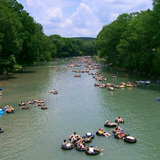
96,0,160,78
0,0,96,74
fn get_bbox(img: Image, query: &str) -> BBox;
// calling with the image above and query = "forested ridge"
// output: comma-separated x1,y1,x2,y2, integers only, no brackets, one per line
1,0,160,78
0,0,96,75
96,0,160,78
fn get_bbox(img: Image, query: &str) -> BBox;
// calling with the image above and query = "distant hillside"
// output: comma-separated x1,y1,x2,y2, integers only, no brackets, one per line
71,37,96,41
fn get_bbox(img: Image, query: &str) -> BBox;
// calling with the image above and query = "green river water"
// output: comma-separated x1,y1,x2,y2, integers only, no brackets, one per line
0,58,160,160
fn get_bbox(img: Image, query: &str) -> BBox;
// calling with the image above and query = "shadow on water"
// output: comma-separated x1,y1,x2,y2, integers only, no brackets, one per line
0,71,36,81
0,76,18,81
100,63,160,94
13,70,36,74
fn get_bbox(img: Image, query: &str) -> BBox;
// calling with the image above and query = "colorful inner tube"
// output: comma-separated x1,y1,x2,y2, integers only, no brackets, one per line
108,87,114,91
123,136,137,143
2,108,6,111
104,123,117,127
60,145,73,150
85,150,99,155
0,111,4,115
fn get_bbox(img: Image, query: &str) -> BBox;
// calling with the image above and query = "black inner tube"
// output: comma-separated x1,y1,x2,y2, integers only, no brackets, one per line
85,150,99,155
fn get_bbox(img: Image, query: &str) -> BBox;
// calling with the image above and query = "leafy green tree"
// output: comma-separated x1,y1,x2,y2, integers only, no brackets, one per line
0,0,23,73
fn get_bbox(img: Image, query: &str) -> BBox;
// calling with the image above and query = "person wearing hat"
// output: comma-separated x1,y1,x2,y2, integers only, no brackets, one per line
88,145,103,153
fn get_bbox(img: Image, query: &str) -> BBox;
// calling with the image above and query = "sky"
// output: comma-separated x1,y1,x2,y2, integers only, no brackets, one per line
16,0,153,38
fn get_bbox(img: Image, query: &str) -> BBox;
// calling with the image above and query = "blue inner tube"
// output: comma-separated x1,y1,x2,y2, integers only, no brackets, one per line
123,136,137,143
2,108,6,111
0,111,4,115
85,150,99,155
104,123,117,127
157,98,160,101
0,112,4,115
60,145,73,150
0,87,3,90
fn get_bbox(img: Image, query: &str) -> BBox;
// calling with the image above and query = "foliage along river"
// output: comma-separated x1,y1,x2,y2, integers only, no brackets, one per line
0,57,160,160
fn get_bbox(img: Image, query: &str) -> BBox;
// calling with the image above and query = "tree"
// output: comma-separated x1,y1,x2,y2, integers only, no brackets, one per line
0,0,23,73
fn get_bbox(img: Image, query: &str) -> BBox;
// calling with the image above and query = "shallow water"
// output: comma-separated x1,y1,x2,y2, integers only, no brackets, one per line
0,58,160,160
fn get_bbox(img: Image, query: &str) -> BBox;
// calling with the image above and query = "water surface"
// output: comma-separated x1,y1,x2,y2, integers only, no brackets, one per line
0,58,160,160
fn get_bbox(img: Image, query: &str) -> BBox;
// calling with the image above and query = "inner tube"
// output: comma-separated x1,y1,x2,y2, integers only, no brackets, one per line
0,111,4,115
96,131,105,136
0,130,4,133
84,132,95,139
157,98,160,101
108,87,114,91
123,136,137,143
41,106,48,109
2,108,6,111
76,147,86,151
112,130,116,134
104,123,117,127
85,150,99,155
82,138,92,143
114,133,121,139
6,111,14,114
115,119,125,123
60,145,73,150
21,106,29,109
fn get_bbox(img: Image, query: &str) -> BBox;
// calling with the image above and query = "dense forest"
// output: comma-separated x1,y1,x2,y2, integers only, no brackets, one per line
96,0,160,78
0,0,96,75
0,0,160,78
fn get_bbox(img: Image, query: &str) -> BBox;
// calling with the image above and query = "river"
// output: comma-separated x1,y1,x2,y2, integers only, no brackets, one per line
0,57,160,160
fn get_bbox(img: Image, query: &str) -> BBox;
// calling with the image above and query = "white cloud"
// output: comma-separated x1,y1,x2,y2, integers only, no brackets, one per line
71,3,93,28
60,19,73,29
46,7,63,22
17,0,153,37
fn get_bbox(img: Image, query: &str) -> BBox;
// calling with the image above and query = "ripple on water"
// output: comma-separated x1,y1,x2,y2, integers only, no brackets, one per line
1,60,160,160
